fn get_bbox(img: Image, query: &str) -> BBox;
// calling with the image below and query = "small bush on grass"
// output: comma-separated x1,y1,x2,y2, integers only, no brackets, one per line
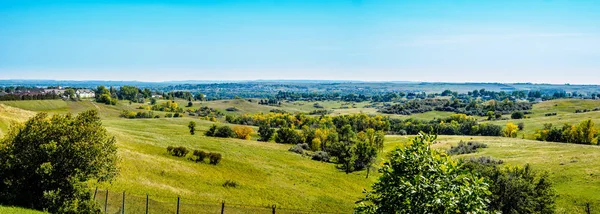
208,152,222,165
447,141,488,155
288,144,305,155
223,180,238,188
192,150,208,163
168,146,189,157
311,151,330,162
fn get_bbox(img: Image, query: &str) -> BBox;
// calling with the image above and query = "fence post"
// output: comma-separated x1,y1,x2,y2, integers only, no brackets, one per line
176,196,180,214
104,190,108,214
121,191,125,214
272,205,276,214
586,203,591,214
145,194,149,214
93,187,98,201
221,200,225,214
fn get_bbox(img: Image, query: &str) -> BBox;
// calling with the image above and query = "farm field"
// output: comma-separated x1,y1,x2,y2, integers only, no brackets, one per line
1,98,600,213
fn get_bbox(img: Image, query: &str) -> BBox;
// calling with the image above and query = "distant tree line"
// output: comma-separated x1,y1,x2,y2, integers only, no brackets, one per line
379,98,532,116
534,120,598,145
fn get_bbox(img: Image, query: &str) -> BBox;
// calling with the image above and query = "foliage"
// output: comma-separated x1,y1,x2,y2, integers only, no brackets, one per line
356,133,490,213
0,110,118,213
205,124,217,137
188,121,196,135
275,128,302,144
511,111,525,119
504,122,519,138
534,120,598,144
447,141,488,155
232,125,253,140
120,110,155,119
192,150,208,163
258,123,275,142
215,126,235,138
288,144,305,155
390,114,503,136
168,146,189,157
464,161,556,214
208,152,222,165
380,98,533,116
311,151,330,162
222,180,238,188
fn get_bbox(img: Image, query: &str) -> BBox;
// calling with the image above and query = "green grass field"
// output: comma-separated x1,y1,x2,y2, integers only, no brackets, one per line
0,206,47,214
2,98,600,213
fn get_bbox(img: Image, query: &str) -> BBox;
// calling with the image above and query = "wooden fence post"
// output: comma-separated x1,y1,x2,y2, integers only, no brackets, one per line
221,200,225,214
121,191,125,214
586,203,591,214
145,194,149,214
272,205,276,214
104,190,108,214
176,196,180,214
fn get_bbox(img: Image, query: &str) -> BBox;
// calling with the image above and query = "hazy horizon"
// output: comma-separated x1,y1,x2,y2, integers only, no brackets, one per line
1,0,599,84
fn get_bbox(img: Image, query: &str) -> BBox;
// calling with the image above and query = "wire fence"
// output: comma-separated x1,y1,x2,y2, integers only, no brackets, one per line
92,188,341,214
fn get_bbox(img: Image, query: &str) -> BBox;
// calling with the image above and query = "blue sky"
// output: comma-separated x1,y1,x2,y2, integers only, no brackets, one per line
1,0,599,83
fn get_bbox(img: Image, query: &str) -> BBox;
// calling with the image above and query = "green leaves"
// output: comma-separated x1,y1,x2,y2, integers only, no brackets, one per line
356,132,489,214
0,110,118,213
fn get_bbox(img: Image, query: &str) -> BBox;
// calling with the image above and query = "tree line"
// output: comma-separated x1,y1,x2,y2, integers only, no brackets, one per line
534,119,598,145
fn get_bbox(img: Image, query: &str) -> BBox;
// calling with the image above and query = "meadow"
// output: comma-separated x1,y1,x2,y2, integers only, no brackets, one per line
1,98,600,213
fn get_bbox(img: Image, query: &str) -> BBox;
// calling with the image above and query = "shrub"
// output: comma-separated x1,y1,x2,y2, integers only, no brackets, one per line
232,125,253,140
205,124,217,137
299,143,310,150
208,152,222,165
192,150,208,163
174,112,180,117
223,180,238,188
169,146,189,157
214,126,235,138
511,111,524,119
467,156,504,165
166,113,173,118
517,122,525,131
258,123,275,142
311,151,330,162
288,144,305,155
447,141,488,155
275,128,302,144
166,146,174,153
544,112,557,116
225,107,239,112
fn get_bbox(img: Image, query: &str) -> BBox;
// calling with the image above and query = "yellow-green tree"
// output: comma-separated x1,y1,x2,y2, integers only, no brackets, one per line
232,125,253,140
503,122,518,138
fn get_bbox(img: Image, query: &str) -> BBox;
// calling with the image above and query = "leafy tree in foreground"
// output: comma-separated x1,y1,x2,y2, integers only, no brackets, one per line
258,123,274,142
356,133,489,213
0,110,118,213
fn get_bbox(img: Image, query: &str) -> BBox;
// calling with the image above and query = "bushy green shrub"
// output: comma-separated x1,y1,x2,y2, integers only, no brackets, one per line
192,150,208,163
311,151,330,162
208,152,222,165
447,141,487,155
168,146,189,157
214,126,235,138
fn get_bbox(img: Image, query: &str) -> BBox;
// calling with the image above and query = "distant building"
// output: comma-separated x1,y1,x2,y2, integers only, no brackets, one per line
151,94,163,98
0,92,7,96
534,98,543,102
44,89,65,95
76,89,95,98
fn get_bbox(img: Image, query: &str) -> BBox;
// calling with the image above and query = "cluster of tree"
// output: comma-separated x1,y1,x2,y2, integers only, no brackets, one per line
227,112,390,135
308,109,332,115
0,110,118,213
189,106,224,118
150,100,183,112
389,114,504,136
545,112,557,116
95,86,118,105
165,112,184,118
356,134,556,213
379,98,532,116
0,92,61,101
205,124,253,140
575,108,600,113
120,110,159,119
258,99,281,106
166,146,222,165
534,120,598,144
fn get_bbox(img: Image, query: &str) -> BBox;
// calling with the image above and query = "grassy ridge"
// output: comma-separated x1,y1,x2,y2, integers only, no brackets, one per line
0,206,47,214
0,104,35,137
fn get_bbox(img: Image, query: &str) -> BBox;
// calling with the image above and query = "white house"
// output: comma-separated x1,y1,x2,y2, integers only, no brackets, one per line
76,89,96,98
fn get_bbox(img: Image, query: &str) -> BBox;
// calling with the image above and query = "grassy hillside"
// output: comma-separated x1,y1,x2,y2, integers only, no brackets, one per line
93,118,377,213
385,135,600,213
0,104,35,137
485,99,600,138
